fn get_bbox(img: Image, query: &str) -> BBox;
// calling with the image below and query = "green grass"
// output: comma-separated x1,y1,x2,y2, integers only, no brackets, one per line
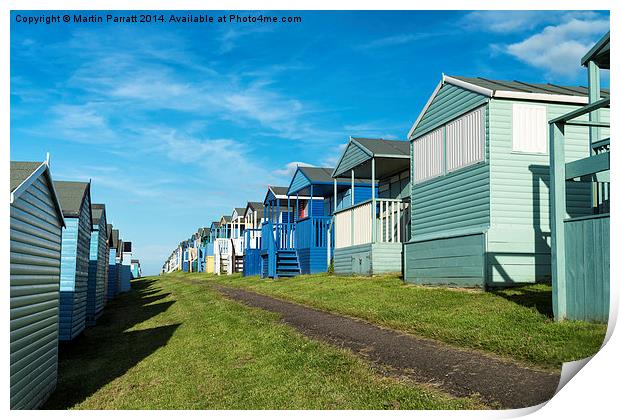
201,272,607,370
44,276,481,409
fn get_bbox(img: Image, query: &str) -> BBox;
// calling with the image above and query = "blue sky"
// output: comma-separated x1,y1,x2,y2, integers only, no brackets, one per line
10,10,609,275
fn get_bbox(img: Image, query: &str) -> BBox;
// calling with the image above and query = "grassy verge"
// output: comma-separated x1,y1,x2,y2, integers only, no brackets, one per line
197,271,607,370
44,276,481,409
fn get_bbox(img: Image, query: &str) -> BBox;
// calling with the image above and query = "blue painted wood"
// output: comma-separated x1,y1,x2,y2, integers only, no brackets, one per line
107,248,118,299
288,168,311,195
58,194,91,341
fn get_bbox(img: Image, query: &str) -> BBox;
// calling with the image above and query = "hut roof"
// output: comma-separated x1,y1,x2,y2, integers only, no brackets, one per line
91,203,106,225
351,138,409,156
53,181,91,218
10,161,43,192
449,76,610,98
10,160,65,227
111,229,120,248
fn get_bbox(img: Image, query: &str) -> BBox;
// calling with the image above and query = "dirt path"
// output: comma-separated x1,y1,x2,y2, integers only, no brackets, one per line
211,283,560,409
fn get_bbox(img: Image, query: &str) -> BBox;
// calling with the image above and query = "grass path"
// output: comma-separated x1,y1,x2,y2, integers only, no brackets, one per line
200,272,607,370
44,276,481,409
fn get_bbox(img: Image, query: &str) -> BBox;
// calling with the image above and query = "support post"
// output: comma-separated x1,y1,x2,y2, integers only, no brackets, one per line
371,158,376,243
351,169,355,246
550,122,567,321
310,185,314,247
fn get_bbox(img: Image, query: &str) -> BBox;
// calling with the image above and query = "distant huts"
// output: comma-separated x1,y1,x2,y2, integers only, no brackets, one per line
54,180,92,341
130,259,142,278
10,160,65,409
120,241,132,292
107,228,121,299
87,204,108,326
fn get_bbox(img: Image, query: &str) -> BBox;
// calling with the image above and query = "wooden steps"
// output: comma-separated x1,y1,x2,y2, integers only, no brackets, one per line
276,250,300,278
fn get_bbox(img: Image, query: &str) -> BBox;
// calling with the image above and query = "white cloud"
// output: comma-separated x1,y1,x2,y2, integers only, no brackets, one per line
273,161,314,177
461,11,601,34
505,18,609,77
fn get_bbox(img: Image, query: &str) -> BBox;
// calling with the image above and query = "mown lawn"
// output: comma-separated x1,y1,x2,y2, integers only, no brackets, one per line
44,276,481,409
200,272,607,370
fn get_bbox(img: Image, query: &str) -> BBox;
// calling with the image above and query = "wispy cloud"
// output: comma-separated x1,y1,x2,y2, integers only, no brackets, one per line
505,17,609,78
460,10,601,34
357,32,446,50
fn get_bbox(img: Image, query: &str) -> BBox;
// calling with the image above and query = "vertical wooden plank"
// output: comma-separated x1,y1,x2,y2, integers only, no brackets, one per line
550,122,567,320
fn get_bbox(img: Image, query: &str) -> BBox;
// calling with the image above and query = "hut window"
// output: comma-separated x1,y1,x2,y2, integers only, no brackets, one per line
512,103,547,154
446,107,485,172
413,128,443,183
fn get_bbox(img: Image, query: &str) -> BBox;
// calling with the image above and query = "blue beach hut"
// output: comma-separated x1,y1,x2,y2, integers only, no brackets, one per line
53,180,92,341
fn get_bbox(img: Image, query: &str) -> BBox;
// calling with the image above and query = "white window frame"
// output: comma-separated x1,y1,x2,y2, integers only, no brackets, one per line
413,128,444,184
512,103,548,154
446,107,485,172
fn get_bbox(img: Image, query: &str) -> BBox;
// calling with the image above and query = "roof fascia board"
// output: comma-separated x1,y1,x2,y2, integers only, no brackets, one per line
443,75,494,97
493,91,588,104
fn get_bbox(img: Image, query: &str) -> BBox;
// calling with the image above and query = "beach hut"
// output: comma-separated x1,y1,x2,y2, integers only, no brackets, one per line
403,74,609,288
120,241,133,292
214,215,233,275
104,224,113,303
230,207,248,273
130,259,142,278
205,221,220,273
53,180,92,341
286,167,372,275
107,228,120,299
260,185,306,278
331,138,410,275
243,202,265,276
86,203,109,326
10,159,65,409
549,32,610,321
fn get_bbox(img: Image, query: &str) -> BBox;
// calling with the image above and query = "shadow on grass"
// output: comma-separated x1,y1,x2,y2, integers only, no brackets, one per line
491,286,554,318
43,278,180,409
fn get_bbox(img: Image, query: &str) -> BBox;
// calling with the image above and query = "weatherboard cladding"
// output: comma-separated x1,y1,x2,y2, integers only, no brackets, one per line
412,83,488,140
335,141,370,176
564,215,609,322
486,99,600,285
10,166,63,409
58,187,91,341
333,243,402,275
87,205,108,325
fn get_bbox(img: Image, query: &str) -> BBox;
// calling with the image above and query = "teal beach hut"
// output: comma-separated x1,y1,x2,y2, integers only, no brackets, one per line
403,74,609,288
331,138,411,275
10,160,65,409
54,180,92,341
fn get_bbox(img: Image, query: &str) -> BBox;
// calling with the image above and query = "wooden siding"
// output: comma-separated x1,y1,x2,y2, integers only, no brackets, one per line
58,193,91,341
562,215,609,322
378,170,410,200
410,101,490,240
86,211,108,326
404,233,485,286
486,99,603,285
10,173,62,409
297,247,328,274
333,243,402,275
107,248,118,299
288,170,311,195
335,141,370,176
412,83,488,140
411,163,490,238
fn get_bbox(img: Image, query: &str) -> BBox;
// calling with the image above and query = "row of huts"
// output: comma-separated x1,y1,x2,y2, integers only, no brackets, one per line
9,156,141,409
163,33,610,325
